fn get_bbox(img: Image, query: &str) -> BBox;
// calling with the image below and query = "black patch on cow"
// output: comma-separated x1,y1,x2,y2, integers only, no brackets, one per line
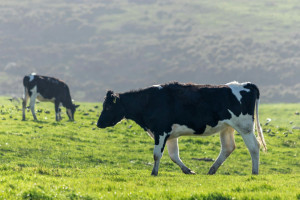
240,83,260,119
161,134,170,152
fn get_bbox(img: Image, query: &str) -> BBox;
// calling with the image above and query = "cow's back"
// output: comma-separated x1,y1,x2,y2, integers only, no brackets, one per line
36,76,70,100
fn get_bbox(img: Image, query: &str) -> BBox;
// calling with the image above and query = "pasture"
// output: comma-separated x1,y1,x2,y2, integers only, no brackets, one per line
0,97,299,199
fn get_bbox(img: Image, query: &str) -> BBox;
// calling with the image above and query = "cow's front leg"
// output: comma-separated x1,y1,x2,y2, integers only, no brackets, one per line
167,137,195,174
22,92,29,121
151,133,169,176
208,126,235,175
54,101,61,121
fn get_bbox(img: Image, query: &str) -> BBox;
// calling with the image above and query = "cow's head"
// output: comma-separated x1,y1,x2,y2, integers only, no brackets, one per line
67,104,80,121
97,90,125,128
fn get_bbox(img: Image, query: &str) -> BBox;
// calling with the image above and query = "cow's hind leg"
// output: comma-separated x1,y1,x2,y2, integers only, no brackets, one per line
29,93,37,121
208,126,235,175
240,131,260,174
167,137,195,174
151,133,169,176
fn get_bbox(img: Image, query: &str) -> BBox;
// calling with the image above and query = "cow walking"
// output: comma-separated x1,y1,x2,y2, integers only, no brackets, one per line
97,81,267,176
22,73,79,121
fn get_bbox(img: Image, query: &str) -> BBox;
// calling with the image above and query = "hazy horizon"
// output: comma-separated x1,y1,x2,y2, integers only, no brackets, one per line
0,0,299,103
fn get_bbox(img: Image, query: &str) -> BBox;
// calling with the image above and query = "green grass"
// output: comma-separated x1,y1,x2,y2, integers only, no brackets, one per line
0,97,299,199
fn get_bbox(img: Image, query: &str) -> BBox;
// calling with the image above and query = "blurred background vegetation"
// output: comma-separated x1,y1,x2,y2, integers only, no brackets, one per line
0,0,299,102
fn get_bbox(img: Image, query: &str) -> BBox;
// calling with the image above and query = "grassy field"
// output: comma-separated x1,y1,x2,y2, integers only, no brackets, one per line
0,97,299,199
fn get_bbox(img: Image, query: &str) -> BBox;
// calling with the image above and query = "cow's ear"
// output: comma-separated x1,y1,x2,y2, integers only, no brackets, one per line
106,90,114,97
106,90,119,103
75,105,80,108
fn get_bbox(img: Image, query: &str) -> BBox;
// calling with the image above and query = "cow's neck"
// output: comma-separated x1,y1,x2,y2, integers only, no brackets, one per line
119,92,147,129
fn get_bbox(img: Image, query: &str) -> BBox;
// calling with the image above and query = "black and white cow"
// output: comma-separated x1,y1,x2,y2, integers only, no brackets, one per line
22,73,79,121
97,81,267,176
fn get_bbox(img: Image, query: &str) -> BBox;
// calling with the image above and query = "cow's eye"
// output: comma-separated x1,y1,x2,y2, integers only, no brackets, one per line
105,106,111,111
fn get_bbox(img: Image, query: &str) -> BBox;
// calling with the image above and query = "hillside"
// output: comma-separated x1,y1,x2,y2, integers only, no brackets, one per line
0,0,300,102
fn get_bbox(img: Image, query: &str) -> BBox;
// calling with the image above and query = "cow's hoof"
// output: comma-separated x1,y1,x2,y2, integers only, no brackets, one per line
181,166,196,174
182,168,196,175
208,167,217,175
187,171,196,175
151,170,158,176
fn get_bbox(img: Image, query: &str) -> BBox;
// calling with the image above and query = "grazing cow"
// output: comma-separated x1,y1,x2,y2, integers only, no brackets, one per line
22,73,79,121
97,81,267,176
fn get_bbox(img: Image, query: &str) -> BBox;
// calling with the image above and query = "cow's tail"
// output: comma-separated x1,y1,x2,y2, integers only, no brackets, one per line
254,98,267,151
23,76,30,87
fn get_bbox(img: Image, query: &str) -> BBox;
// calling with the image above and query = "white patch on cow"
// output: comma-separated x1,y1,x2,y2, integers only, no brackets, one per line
37,93,55,102
226,81,250,103
152,132,169,175
29,73,36,82
153,85,163,90
30,86,37,96
225,110,254,134
153,132,169,158
169,122,228,139
202,122,227,136
169,124,195,139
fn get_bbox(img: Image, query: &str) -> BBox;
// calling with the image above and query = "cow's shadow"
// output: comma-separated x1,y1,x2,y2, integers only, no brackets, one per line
23,118,74,125
21,119,50,124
